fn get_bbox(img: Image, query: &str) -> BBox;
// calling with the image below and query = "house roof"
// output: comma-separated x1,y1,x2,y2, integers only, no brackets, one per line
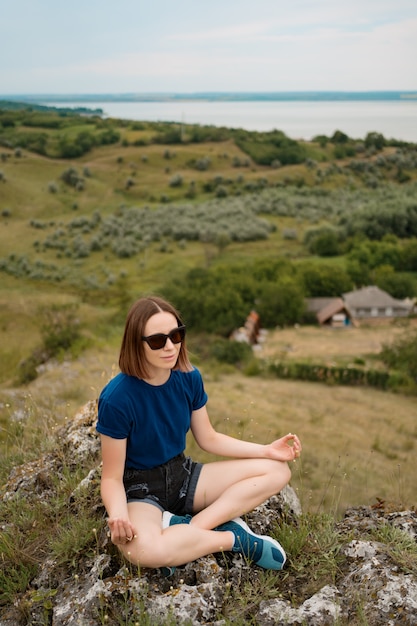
305,297,338,314
342,286,411,310
317,298,347,324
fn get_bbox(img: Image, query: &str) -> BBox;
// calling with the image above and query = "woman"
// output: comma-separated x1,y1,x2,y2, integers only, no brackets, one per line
97,296,302,572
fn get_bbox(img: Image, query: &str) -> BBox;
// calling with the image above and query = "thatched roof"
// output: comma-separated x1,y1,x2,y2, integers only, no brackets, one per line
316,298,347,325
342,286,411,311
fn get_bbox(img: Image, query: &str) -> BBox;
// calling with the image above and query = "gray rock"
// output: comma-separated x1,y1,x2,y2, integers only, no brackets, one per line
1,400,416,626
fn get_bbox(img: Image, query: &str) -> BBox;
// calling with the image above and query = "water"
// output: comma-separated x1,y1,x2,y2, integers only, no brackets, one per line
44,99,417,143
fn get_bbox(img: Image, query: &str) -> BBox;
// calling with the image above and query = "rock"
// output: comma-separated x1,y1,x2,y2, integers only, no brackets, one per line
1,400,416,626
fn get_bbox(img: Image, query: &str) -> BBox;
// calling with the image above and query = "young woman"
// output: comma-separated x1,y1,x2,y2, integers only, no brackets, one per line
97,296,302,572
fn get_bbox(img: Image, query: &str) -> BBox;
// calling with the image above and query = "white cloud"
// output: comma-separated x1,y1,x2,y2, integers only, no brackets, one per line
1,0,416,92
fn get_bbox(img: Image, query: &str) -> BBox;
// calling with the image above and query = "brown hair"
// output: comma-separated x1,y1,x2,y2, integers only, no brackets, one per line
118,296,193,379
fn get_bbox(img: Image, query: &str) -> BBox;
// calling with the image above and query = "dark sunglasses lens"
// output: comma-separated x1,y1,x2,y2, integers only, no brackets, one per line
147,335,166,350
145,326,186,350
170,327,185,344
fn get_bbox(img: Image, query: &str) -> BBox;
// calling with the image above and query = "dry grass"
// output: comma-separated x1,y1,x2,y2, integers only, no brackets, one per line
258,322,409,365
3,322,414,519
199,371,416,517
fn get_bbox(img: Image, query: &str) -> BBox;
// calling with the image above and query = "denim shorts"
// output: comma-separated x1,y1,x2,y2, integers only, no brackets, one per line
123,453,202,514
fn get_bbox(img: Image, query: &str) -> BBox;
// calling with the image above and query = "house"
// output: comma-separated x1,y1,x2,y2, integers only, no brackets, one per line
307,286,414,327
316,298,351,327
305,297,352,327
342,286,413,323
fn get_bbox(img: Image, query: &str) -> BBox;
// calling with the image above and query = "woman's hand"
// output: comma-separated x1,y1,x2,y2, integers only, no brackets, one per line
107,516,137,546
264,433,302,462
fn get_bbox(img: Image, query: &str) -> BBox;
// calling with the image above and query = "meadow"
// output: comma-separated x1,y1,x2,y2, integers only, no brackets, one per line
1,105,417,516
2,106,417,622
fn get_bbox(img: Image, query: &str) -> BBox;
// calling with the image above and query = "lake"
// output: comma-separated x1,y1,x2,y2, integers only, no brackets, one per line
44,99,417,143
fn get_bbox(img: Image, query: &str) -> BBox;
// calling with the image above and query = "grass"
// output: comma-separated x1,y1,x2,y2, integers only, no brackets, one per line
1,320,416,620
1,115,416,513
2,322,415,516
1,107,417,623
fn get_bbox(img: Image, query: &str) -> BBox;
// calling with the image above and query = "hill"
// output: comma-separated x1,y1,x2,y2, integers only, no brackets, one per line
1,103,417,516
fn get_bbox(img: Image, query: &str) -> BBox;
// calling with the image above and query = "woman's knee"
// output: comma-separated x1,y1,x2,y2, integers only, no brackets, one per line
120,532,167,568
266,459,292,491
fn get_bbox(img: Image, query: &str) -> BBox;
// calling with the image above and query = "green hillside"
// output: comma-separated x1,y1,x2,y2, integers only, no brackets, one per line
1,104,417,516
1,104,417,380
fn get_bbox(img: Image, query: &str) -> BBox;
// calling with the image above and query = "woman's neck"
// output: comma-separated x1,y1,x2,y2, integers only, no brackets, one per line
143,369,171,386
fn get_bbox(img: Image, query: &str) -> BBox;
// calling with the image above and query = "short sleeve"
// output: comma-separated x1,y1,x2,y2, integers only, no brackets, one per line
96,397,131,439
190,367,208,411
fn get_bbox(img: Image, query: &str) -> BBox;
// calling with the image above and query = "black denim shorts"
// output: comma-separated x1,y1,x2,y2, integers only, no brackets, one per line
123,453,202,514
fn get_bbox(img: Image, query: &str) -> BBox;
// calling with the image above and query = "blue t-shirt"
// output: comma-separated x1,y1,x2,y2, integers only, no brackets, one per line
96,367,208,470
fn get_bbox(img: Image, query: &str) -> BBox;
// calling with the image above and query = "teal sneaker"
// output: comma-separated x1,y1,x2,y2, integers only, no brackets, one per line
160,512,192,577
159,566,176,578
216,517,286,570
162,511,192,529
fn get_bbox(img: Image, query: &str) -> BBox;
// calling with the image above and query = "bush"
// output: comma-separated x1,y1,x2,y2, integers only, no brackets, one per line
210,338,253,365
169,174,183,187
268,360,391,390
60,167,84,189
381,331,417,381
41,303,81,355
303,226,343,256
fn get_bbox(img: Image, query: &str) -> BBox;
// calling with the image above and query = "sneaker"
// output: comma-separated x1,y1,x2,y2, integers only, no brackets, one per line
162,511,192,529
159,512,191,577
216,517,286,570
160,566,176,578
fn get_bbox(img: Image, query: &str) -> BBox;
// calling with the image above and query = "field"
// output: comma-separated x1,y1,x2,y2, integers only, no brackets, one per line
1,108,417,517
1,319,415,517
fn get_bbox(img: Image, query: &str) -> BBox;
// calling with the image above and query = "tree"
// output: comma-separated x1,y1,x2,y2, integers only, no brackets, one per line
365,132,385,151
331,130,349,144
304,226,342,257
256,278,305,327
298,264,353,297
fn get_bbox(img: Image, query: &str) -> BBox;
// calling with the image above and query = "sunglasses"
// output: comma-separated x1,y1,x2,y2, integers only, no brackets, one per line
142,325,186,350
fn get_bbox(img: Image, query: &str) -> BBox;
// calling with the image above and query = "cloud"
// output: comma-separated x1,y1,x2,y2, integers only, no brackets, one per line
1,0,416,92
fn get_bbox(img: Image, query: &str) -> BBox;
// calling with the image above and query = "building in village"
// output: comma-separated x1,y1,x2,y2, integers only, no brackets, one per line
307,286,415,327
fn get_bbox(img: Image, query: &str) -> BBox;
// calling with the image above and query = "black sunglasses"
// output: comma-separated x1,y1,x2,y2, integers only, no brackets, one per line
142,325,186,350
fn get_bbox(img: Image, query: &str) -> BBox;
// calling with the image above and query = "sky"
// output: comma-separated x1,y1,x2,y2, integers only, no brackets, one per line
1,0,417,95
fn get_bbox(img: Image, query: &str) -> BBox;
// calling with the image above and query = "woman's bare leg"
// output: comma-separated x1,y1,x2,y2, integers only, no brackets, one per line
191,458,291,530
119,502,234,568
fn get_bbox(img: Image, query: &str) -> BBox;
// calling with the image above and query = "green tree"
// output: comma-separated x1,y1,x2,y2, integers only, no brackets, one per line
374,267,416,299
304,226,342,257
400,239,417,271
365,132,385,151
256,278,305,327
298,264,353,297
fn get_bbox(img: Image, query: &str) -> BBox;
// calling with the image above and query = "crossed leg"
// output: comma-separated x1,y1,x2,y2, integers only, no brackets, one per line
191,457,291,529
118,457,291,568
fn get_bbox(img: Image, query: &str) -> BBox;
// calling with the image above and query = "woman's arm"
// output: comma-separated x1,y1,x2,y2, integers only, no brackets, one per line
100,434,136,543
190,406,301,462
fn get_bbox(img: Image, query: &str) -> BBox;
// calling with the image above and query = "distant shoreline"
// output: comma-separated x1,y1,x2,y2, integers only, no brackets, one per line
2,91,417,104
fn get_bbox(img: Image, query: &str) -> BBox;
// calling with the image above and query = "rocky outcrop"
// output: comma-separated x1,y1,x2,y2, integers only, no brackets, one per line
1,400,416,625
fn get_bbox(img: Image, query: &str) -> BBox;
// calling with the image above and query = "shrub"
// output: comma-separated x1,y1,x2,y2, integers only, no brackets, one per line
48,181,58,193
169,174,183,187
304,226,343,256
60,167,84,188
210,338,253,365
381,331,417,381
41,303,81,356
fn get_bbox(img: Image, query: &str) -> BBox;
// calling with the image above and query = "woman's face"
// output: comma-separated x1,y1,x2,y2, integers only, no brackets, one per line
142,311,182,378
